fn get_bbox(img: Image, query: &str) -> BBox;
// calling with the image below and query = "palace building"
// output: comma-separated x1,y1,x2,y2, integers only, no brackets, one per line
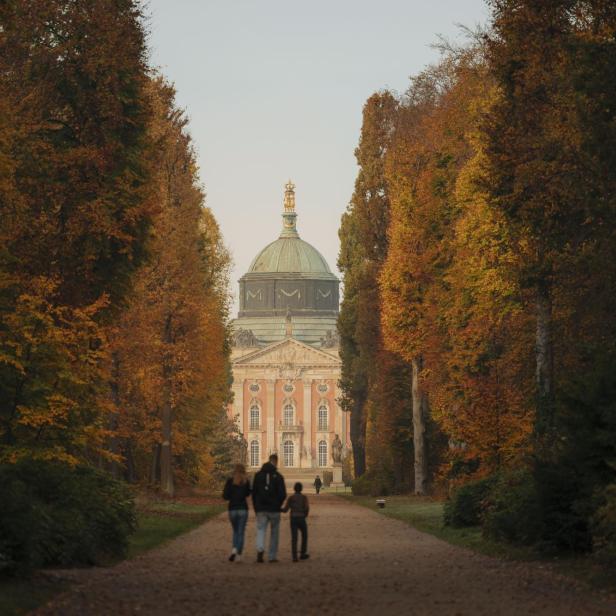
229,181,349,484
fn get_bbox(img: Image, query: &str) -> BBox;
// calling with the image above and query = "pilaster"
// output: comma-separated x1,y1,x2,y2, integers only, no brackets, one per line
303,378,312,467
266,379,275,455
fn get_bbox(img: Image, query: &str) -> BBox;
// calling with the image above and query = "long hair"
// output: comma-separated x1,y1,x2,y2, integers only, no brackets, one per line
232,463,247,486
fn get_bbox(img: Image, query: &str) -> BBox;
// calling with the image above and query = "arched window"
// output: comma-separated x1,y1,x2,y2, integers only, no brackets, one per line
249,405,260,430
283,440,294,467
250,440,260,467
318,440,328,467
318,405,328,431
283,404,294,427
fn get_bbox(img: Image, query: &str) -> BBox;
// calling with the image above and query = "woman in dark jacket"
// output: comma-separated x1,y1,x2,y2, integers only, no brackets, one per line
222,463,251,562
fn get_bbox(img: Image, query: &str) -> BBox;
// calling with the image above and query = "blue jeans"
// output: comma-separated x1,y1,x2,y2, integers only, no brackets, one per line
256,511,281,560
228,509,248,554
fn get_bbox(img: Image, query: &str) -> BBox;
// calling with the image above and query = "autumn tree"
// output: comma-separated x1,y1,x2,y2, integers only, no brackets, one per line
337,92,411,483
380,43,511,491
0,0,155,463
111,78,232,495
481,0,616,547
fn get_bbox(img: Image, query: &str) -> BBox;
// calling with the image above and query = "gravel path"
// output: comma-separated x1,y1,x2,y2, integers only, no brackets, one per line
36,495,616,615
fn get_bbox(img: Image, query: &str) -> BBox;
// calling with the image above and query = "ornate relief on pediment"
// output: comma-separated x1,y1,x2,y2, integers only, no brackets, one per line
234,338,341,369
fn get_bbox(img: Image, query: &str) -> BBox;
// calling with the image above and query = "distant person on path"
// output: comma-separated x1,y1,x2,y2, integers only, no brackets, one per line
313,475,323,494
282,482,310,562
222,463,251,562
252,453,286,563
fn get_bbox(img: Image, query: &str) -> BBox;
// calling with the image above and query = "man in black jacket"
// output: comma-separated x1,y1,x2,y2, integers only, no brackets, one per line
252,453,286,562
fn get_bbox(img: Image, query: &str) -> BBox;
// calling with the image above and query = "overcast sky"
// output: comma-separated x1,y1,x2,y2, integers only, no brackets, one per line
146,0,489,313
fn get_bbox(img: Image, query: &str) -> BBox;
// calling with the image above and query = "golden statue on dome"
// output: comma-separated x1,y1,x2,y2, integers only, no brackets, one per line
284,179,296,212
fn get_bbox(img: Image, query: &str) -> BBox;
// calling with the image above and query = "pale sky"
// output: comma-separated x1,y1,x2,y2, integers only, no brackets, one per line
146,0,489,313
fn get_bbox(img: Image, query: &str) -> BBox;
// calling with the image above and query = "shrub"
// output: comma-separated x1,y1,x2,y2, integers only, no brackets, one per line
351,472,394,497
443,476,495,527
482,468,542,546
481,465,595,553
0,459,136,574
591,484,616,563
482,470,539,544
533,462,593,553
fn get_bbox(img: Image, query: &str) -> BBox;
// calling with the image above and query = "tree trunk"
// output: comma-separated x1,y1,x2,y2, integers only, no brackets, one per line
124,439,136,483
535,279,554,440
108,351,121,479
150,442,161,485
412,356,428,495
160,315,174,497
350,395,367,477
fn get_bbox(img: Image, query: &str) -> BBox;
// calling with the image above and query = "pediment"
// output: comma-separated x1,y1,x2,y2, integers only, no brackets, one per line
232,337,341,368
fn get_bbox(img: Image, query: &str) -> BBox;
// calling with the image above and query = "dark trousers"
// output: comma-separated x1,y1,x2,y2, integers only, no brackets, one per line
315,486,321,494
290,516,308,558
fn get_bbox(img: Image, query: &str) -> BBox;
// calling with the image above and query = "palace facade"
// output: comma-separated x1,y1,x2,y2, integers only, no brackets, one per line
229,182,349,481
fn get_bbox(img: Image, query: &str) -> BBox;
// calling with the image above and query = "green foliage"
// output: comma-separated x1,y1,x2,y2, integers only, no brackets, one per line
482,464,594,553
351,471,395,497
0,460,136,574
592,484,616,564
481,469,541,546
443,476,495,528
204,408,244,485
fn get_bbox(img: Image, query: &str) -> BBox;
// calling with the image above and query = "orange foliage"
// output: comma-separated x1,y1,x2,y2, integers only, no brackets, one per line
380,48,535,481
109,78,231,486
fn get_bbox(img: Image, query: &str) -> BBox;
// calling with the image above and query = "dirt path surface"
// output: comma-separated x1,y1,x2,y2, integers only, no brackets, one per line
36,495,616,616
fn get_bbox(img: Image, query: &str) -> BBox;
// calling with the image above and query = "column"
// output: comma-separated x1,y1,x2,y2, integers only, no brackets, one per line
303,378,312,467
266,379,275,456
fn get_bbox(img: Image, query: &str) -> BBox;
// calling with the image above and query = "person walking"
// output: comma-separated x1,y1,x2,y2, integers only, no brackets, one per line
222,463,251,562
282,482,310,562
314,475,323,494
252,453,286,563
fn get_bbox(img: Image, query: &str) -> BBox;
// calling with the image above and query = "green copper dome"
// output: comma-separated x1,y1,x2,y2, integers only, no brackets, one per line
247,180,333,275
248,237,332,274
236,181,340,334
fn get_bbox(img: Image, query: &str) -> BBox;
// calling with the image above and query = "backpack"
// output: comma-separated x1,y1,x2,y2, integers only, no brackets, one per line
256,469,282,509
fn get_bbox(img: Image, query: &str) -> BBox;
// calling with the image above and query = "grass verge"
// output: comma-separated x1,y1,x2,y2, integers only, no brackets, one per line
128,501,225,558
0,500,225,616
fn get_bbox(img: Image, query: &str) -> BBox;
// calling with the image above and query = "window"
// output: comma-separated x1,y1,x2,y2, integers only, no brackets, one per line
250,440,260,467
317,382,328,393
283,404,294,427
318,440,328,467
249,405,260,430
318,405,328,431
249,382,260,393
283,440,294,467
283,382,294,393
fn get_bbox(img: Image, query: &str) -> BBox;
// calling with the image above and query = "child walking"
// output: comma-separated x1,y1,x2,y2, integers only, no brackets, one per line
282,482,310,562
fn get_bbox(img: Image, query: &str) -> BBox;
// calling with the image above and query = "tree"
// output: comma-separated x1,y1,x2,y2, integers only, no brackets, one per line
380,46,486,492
337,92,410,482
111,78,232,494
0,0,155,464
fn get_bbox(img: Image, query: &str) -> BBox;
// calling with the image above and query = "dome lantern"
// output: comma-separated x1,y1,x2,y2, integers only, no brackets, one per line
280,179,299,239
